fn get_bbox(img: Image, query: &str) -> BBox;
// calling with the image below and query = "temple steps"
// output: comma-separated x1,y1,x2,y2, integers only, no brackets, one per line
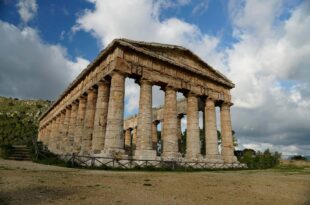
7,145,32,161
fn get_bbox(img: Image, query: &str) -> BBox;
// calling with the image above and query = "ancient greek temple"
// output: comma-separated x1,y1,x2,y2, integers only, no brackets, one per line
38,39,238,166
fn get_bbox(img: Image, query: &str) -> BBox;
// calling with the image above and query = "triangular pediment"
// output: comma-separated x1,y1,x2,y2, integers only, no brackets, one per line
115,39,234,88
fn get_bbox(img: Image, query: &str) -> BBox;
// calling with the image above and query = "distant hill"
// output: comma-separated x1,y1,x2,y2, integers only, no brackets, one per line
0,96,51,145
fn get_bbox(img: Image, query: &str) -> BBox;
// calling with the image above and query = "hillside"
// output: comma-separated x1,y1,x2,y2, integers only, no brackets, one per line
0,96,51,145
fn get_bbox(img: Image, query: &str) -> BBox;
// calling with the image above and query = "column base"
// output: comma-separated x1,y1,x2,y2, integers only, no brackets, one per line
185,153,203,161
162,152,182,161
222,155,238,163
205,154,222,160
134,149,157,160
101,148,127,159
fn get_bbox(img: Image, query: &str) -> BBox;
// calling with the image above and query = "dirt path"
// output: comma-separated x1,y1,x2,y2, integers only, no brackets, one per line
1,159,309,205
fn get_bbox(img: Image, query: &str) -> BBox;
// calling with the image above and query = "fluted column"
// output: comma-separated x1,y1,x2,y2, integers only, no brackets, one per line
135,79,156,160
81,88,97,154
104,71,126,155
92,81,110,153
73,96,86,153
62,106,71,153
162,86,179,159
67,101,78,153
220,102,237,163
204,98,220,160
186,93,201,159
152,121,159,150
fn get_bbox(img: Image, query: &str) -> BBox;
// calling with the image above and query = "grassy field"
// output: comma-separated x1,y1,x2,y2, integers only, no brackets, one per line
0,159,309,205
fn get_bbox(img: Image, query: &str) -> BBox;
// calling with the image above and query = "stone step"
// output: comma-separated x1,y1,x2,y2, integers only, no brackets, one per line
7,144,32,161
7,156,32,161
12,150,31,153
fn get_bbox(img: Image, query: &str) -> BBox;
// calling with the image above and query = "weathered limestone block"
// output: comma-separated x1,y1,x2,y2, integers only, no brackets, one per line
220,102,237,163
73,96,86,153
81,88,97,154
162,86,179,159
204,98,221,160
67,102,78,153
92,81,110,153
186,93,201,159
135,79,156,160
103,71,126,156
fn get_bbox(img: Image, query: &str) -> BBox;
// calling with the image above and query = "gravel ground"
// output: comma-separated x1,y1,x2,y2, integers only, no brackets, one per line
0,159,309,205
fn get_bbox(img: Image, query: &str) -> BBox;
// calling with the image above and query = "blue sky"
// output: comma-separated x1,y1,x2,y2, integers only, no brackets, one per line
0,0,309,156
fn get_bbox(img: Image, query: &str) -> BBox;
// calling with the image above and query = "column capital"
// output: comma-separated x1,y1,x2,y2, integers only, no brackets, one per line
177,113,185,119
138,78,153,86
87,87,96,93
186,91,199,98
161,84,177,92
153,120,160,125
110,70,126,78
97,80,110,86
78,95,86,101
220,101,233,108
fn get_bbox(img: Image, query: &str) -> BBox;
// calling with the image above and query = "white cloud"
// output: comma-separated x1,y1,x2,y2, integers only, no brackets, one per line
0,21,89,100
16,0,38,24
227,0,310,155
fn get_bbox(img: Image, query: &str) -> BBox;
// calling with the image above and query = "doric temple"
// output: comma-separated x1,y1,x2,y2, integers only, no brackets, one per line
38,38,238,165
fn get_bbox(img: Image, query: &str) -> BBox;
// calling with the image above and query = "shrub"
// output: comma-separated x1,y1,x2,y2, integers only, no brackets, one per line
290,155,307,161
0,144,13,159
238,149,281,169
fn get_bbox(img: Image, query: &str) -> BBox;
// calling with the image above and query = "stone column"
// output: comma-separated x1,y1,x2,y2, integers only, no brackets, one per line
92,81,110,153
135,79,156,160
62,106,71,153
49,119,57,151
81,88,97,154
124,128,131,149
132,127,137,150
57,111,66,154
177,114,184,153
104,71,126,156
162,86,179,159
73,96,87,153
204,98,221,160
186,93,201,159
45,123,51,146
220,102,237,163
67,101,78,153
152,121,159,150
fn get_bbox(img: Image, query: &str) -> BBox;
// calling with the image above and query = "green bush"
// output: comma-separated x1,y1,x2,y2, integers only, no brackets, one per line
238,149,281,169
0,144,13,159
290,155,307,161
